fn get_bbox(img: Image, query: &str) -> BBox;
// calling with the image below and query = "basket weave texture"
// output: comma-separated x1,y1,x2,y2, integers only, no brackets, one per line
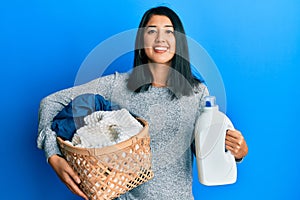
57,118,154,200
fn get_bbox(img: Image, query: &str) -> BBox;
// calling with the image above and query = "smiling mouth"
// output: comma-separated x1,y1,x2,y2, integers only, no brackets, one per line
154,46,168,53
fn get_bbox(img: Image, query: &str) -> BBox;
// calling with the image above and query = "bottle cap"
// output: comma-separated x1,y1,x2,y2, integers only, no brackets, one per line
204,96,216,107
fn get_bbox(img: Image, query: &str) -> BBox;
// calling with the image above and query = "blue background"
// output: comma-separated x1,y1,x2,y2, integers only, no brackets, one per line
1,0,299,199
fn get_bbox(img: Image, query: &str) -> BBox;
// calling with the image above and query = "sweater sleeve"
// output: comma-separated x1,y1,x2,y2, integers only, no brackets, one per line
37,73,118,161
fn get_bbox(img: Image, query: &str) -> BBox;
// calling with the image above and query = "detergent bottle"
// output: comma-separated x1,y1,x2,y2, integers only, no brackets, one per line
195,96,237,186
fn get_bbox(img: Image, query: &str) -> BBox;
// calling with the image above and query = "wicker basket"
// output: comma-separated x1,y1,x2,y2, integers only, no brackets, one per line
57,118,154,200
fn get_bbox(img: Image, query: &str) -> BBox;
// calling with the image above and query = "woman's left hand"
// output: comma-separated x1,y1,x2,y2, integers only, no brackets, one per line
225,129,248,160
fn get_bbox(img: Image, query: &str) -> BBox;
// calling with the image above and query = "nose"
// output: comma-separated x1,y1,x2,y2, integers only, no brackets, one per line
155,29,165,43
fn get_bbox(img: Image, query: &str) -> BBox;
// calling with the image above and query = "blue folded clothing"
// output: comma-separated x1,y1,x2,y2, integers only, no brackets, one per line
51,93,115,140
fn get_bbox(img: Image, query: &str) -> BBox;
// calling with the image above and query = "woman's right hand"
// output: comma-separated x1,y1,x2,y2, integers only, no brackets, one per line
48,154,88,200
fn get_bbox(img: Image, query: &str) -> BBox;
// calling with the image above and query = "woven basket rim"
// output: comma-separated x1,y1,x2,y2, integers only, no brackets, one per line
57,118,149,156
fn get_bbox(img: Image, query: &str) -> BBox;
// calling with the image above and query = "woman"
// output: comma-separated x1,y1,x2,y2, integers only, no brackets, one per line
37,6,248,200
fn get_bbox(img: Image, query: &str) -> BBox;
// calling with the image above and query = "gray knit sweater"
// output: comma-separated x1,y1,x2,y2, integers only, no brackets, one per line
37,72,208,200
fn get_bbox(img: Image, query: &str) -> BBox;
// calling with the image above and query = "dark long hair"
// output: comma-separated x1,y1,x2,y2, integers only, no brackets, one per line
127,6,201,98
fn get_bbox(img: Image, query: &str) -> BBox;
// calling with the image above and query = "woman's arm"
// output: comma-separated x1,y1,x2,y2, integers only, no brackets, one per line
37,73,119,199
37,74,116,160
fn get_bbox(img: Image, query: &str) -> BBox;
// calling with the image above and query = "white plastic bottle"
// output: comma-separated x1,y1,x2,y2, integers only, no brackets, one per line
195,96,237,186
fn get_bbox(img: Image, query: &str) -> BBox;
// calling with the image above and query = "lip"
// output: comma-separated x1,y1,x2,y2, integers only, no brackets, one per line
153,46,168,53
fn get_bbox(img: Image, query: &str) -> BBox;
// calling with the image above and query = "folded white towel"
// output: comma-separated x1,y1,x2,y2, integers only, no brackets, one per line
71,109,143,148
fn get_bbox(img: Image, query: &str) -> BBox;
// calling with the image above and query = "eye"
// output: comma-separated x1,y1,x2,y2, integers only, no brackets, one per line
165,29,174,34
147,29,157,34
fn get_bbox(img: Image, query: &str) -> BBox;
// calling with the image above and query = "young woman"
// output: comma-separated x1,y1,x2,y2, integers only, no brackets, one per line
37,6,248,200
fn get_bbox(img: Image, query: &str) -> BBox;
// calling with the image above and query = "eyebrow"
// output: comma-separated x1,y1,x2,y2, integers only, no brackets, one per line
146,25,174,28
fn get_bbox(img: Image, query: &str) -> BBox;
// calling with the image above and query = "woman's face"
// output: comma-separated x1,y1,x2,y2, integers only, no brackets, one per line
143,15,176,65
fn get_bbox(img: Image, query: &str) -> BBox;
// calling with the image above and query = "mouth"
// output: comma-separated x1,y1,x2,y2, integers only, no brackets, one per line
153,46,168,53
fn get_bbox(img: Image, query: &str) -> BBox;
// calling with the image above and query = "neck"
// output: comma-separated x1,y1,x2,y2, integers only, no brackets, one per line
148,62,170,87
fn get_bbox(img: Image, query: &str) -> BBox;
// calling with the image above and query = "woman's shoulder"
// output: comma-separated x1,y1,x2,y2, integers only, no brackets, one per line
101,72,130,91
94,71,130,83
193,81,209,96
114,71,130,80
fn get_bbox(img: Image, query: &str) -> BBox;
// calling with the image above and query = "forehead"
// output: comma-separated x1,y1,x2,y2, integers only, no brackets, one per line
146,15,173,27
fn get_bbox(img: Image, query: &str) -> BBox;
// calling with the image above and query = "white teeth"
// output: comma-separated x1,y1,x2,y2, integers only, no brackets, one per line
154,47,168,51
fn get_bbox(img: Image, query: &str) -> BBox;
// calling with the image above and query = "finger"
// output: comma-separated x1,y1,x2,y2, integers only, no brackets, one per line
225,144,236,155
225,144,240,156
225,139,236,149
225,134,240,146
65,165,81,184
225,140,241,151
226,130,244,146
65,180,88,200
226,129,241,139
62,173,88,200
62,165,88,199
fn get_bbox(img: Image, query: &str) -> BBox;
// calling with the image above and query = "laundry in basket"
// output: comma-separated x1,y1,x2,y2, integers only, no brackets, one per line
56,109,154,200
